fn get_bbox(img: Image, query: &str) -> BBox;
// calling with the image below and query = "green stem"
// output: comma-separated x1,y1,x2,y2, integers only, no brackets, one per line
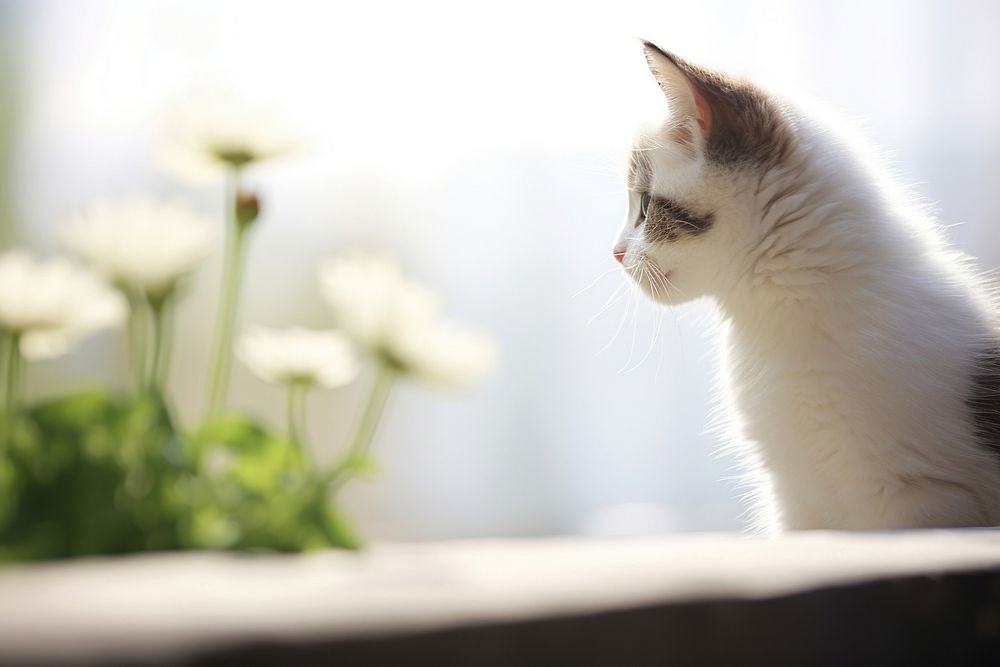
148,293,175,395
2,331,21,420
287,381,310,461
127,290,150,393
204,167,247,421
328,361,396,491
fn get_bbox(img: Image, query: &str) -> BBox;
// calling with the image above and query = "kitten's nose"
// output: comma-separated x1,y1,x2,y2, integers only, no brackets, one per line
613,248,626,264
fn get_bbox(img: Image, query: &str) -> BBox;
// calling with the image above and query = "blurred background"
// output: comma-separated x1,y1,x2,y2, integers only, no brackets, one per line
2,0,999,541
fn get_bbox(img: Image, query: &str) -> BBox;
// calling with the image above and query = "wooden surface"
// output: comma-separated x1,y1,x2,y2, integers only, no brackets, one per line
0,530,999,665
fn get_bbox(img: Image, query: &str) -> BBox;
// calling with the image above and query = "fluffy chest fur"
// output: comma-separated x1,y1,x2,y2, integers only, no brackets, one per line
723,295,1000,530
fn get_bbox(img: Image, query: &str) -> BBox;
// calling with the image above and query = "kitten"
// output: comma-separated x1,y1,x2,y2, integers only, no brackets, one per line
615,41,1000,530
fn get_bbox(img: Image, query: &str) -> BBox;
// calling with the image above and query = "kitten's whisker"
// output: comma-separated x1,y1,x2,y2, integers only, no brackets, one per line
588,279,630,324
572,266,625,300
597,281,636,356
582,191,629,199
624,263,666,373
619,266,645,373
653,261,691,302
655,304,668,382
644,279,667,371
580,256,624,270
568,159,624,175
655,270,686,381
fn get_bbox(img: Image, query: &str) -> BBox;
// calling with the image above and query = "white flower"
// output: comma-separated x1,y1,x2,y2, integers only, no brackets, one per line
389,313,498,387
0,251,126,360
319,252,429,347
238,327,359,388
63,195,215,299
158,93,296,183
319,252,497,387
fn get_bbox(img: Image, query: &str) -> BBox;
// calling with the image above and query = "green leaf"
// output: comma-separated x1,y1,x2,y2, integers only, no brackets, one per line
323,505,362,550
189,507,241,549
192,416,268,452
31,389,117,431
229,435,299,495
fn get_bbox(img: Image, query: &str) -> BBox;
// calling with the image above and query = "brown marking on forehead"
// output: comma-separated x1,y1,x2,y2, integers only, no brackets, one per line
661,119,699,162
643,196,714,244
669,122,696,151
643,43,793,168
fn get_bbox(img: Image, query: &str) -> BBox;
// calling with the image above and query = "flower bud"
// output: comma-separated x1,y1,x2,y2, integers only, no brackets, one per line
235,191,261,229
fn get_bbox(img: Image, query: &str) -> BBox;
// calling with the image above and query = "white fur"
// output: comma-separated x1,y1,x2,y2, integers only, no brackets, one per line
618,62,1000,530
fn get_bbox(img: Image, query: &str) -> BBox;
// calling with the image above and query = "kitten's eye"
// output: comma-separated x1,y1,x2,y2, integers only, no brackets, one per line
640,193,652,218
636,193,651,228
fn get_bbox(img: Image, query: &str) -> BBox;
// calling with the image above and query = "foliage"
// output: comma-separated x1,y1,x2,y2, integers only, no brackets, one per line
0,391,359,561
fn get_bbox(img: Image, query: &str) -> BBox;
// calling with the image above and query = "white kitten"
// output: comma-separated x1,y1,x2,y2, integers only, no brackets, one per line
615,42,1000,530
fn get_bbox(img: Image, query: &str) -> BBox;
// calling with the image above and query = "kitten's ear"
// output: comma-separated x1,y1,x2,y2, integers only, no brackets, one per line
642,42,713,133
641,41,786,165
